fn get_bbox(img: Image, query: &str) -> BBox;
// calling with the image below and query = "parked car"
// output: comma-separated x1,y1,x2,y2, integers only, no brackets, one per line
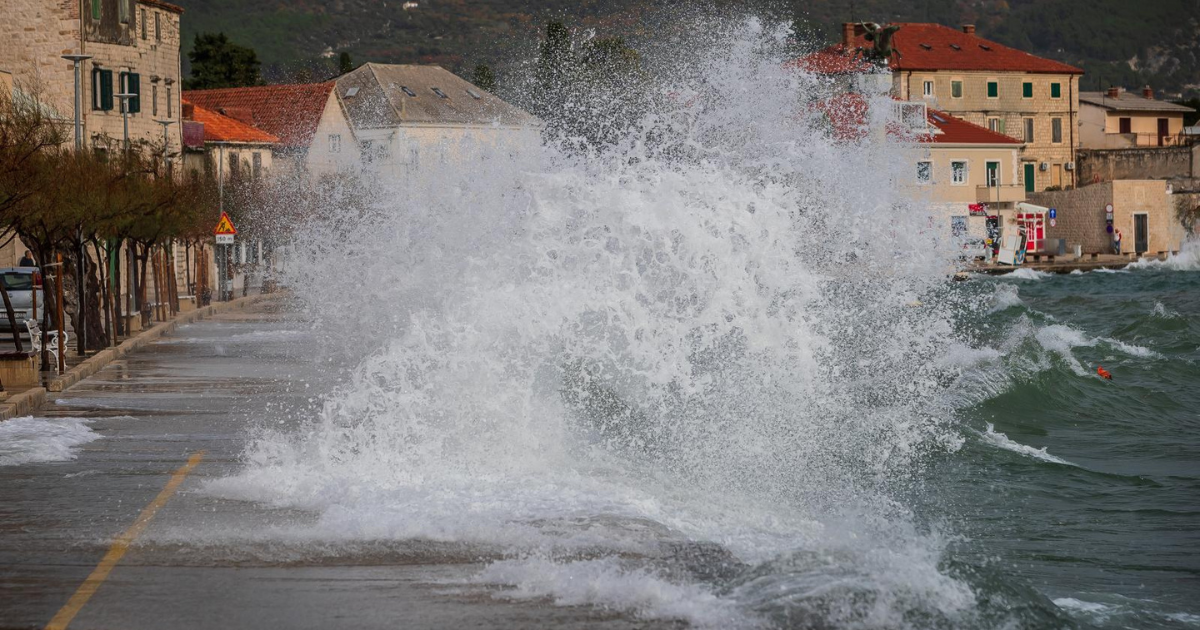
0,266,47,332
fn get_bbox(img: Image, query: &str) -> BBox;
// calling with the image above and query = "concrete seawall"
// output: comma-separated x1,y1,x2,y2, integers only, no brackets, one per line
0,294,273,421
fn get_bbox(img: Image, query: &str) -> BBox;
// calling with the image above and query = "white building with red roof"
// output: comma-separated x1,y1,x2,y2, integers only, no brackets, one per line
180,100,279,181
800,22,1084,193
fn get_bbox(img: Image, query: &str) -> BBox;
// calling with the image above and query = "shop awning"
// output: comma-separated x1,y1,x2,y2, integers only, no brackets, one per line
1017,202,1050,213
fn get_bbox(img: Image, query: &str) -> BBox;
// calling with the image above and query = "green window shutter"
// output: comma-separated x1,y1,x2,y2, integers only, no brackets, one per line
1051,83,1061,98
987,81,998,98
952,81,962,98
1022,82,1033,98
129,73,141,113
91,0,101,21
100,70,114,111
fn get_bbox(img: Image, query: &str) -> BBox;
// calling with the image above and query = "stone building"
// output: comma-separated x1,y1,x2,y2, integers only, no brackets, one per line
1079,87,1196,149
0,0,185,161
1028,180,1186,256
799,22,1084,192
332,63,540,179
180,100,278,180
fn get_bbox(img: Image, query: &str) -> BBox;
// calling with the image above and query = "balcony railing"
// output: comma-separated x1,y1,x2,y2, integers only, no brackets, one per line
976,184,1026,203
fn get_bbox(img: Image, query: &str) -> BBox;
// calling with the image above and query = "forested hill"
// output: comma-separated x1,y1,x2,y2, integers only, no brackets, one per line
173,0,1200,97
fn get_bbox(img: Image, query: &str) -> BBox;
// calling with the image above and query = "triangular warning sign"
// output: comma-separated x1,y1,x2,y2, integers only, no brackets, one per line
214,212,237,235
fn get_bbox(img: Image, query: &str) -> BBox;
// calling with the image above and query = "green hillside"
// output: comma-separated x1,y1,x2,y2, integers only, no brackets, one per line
172,0,1200,97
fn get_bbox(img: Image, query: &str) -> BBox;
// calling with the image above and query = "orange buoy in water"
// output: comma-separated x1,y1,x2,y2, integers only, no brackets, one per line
1097,366,1112,380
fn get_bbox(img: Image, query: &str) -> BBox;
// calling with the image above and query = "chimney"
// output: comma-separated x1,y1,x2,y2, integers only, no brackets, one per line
1142,85,1154,99
962,24,975,35
842,22,855,47
181,102,194,121
1107,86,1120,99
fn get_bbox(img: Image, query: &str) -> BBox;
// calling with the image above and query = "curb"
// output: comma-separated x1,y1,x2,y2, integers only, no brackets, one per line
0,293,273,421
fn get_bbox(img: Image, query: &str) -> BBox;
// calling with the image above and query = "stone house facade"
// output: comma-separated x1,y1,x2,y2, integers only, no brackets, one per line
0,0,184,162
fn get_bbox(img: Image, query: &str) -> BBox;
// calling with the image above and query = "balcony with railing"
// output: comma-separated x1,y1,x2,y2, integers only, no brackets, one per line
975,184,1026,203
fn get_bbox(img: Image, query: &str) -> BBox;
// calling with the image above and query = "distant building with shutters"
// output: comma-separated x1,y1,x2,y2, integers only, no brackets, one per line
797,22,1083,192
0,0,185,164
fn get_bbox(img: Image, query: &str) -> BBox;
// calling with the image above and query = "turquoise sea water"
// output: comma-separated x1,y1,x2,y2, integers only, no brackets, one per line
933,258,1200,629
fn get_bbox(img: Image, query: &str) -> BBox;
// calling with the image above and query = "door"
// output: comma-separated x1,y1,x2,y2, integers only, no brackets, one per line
1024,163,1036,193
986,161,1000,187
1018,213,1044,253
1157,118,1169,146
1051,164,1063,188
1134,213,1149,253
1119,117,1131,134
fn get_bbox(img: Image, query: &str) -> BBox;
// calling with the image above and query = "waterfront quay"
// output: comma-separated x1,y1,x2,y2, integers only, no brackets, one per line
0,297,656,630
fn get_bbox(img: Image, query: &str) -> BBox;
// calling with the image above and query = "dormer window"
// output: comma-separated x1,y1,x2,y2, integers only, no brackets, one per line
431,87,448,99
919,43,932,51
949,44,961,51
979,44,992,51
401,86,416,97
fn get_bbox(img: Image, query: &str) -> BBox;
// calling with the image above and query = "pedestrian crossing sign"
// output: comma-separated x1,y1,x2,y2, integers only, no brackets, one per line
214,212,237,236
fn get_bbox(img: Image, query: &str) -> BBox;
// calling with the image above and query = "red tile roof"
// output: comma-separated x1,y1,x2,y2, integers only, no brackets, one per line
138,0,183,14
813,94,1021,146
183,100,279,144
800,23,1082,75
183,82,335,148
925,108,1022,144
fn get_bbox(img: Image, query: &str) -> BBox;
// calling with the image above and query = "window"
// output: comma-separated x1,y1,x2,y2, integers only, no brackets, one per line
1022,82,1033,98
152,84,158,116
951,80,963,98
1050,82,1062,98
165,85,172,117
987,80,998,98
252,153,262,180
141,8,147,39
118,0,130,24
1119,117,1131,134
119,71,141,113
401,86,416,97
923,80,933,97
988,117,1004,134
1052,117,1063,144
91,67,113,110
229,152,240,179
985,161,1000,187
951,160,968,185
155,12,161,41
91,0,100,21
431,87,448,99
1024,118,1034,142
329,134,342,153
917,161,932,183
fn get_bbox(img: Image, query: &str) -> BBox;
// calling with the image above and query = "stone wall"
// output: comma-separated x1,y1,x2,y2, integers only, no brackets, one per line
1029,180,1186,255
1029,183,1112,254
0,0,81,115
1077,144,1198,183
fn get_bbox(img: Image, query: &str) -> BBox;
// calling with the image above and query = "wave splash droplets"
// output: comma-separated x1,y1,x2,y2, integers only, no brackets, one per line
210,17,1014,628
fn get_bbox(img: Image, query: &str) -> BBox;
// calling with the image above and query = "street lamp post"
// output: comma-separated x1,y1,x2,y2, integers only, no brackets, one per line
114,92,135,157
154,119,176,173
61,54,92,151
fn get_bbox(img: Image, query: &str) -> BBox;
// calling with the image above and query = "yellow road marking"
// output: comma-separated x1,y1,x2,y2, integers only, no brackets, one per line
45,451,206,630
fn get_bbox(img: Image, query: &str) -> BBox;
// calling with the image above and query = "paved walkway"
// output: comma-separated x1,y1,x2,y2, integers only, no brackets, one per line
0,297,654,630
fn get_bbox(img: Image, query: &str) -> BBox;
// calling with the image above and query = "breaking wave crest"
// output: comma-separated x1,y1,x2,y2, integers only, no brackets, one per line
205,16,1075,628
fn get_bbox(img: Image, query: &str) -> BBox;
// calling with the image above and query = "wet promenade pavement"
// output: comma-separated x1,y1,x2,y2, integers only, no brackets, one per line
0,297,657,630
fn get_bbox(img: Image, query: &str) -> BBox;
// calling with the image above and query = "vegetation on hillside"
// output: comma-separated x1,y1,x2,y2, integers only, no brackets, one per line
170,0,1200,97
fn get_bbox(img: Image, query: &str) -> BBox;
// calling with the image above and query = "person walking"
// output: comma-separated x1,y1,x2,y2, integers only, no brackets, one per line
17,250,35,267
1113,228,1122,255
